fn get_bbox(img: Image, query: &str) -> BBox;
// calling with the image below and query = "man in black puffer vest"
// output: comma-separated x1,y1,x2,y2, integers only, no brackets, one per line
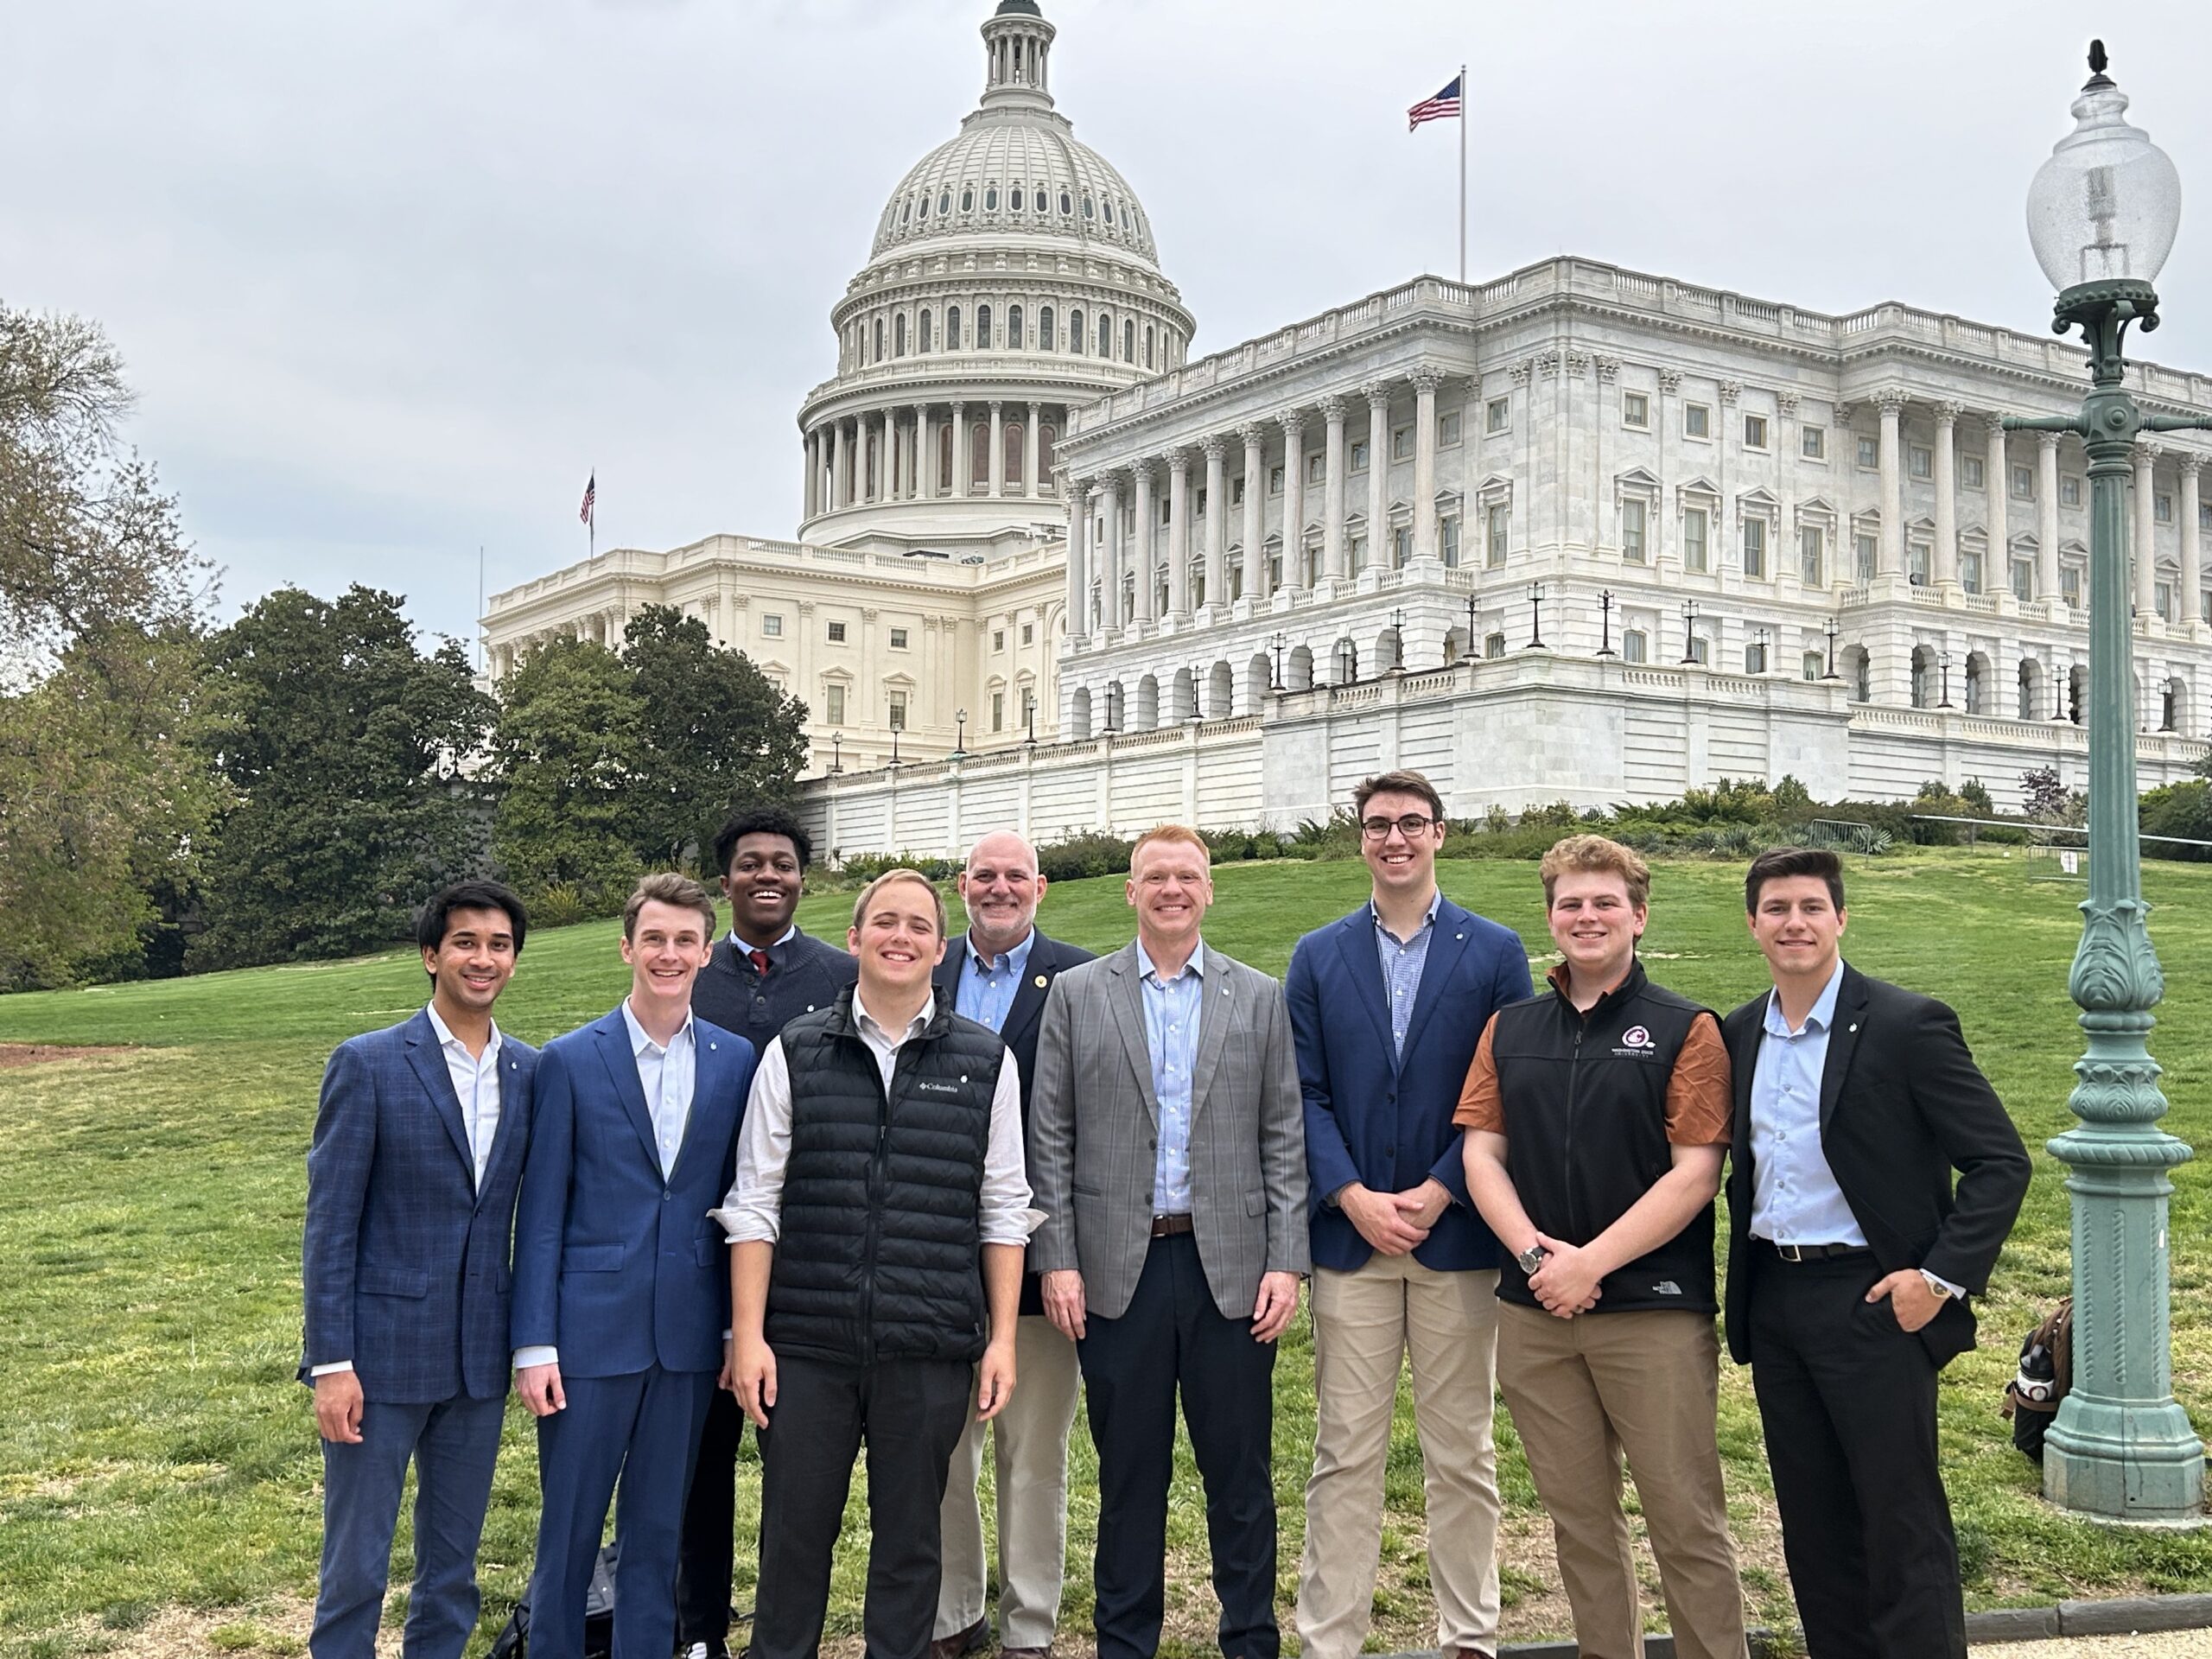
1459,836,1747,1659
714,868,1030,1659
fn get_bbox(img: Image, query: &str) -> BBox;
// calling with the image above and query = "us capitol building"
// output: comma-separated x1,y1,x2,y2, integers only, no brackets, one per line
481,0,2212,858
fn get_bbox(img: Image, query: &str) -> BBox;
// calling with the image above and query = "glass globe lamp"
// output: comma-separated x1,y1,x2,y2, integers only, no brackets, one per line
2026,43,2182,295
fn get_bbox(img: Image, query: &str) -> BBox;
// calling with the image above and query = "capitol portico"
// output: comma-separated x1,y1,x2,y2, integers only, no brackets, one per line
480,1,2212,859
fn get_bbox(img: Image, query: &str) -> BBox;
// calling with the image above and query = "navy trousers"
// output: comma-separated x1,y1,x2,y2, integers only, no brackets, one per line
311,1392,506,1659
1077,1233,1281,1659
527,1366,716,1659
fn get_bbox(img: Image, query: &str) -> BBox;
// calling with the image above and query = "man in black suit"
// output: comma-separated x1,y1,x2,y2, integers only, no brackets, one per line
676,806,858,1659
1722,846,2031,1659
931,830,1094,1659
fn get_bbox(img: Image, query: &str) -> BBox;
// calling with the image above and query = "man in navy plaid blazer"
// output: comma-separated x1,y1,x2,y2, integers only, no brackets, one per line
302,881,539,1659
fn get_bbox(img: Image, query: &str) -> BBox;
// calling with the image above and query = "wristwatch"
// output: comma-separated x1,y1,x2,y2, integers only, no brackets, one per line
1919,1269,1958,1302
1516,1243,1550,1274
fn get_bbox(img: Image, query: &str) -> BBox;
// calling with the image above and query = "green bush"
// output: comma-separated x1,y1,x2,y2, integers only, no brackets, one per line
2140,779,2212,861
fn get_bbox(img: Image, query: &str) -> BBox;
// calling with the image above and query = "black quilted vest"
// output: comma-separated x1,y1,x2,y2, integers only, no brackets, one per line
766,988,1004,1365
1487,960,1719,1314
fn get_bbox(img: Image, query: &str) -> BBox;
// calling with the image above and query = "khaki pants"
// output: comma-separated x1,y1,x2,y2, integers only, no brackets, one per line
1296,1257,1503,1659
934,1313,1084,1650
1494,1301,1747,1659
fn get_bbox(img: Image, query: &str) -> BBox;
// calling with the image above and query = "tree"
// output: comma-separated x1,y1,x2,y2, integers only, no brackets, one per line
189,587,495,969
619,605,810,867
490,637,647,903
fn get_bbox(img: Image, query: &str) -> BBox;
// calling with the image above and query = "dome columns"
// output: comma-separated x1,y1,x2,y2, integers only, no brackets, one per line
1201,435,1228,614
1166,449,1192,616
1130,461,1157,625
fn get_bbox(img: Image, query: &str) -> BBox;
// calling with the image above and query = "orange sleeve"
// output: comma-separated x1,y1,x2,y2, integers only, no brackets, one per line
1664,1012,1732,1146
1452,1016,1504,1134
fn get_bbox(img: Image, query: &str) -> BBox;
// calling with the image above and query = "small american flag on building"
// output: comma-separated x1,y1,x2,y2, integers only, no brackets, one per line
579,472,596,527
1408,73,1462,130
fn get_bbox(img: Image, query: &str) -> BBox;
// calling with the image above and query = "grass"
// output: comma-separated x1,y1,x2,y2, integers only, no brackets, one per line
1,848,2209,1657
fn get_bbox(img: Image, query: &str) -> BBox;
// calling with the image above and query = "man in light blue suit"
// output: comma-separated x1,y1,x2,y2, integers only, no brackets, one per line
302,880,537,1659
512,873,758,1659
1287,771,1532,1659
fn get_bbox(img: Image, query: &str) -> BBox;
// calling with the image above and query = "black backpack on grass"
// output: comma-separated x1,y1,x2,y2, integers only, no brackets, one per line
486,1546,615,1659
2000,1297,2072,1463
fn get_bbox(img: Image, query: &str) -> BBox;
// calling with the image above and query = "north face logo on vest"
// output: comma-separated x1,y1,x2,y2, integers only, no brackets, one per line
1612,1025,1657,1058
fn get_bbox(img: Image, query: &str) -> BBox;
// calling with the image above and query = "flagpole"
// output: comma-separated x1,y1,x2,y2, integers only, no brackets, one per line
1458,62,1467,283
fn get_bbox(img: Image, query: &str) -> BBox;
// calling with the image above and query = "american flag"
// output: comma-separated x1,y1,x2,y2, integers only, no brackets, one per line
578,472,595,528
1408,73,1462,130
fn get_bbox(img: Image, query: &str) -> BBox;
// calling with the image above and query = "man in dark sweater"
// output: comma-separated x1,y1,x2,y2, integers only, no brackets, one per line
676,807,857,1659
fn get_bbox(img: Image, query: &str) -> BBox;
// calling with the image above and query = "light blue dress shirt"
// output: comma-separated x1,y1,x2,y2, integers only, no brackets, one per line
1748,960,1865,1247
956,927,1036,1035
1137,938,1205,1215
620,999,697,1181
1372,891,1441,1059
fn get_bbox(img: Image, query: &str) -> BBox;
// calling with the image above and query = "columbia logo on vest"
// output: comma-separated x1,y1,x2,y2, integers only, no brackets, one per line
913,1079,963,1095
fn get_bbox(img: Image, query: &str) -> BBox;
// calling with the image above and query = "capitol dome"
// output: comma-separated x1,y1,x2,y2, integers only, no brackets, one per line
796,1,1195,556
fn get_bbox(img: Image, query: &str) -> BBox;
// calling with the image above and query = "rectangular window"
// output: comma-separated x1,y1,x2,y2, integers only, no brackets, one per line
1855,532,1878,583
1802,424,1826,461
762,613,785,638
1441,518,1461,566
1799,524,1823,586
1745,642,1768,675
1439,410,1462,447
1490,397,1512,433
1742,518,1767,579
1231,475,1246,505
2012,560,2035,602
992,691,1006,731
1021,622,1033,645
1622,391,1649,429
1484,632,1507,659
1622,628,1648,664
1908,543,1931,586
889,626,910,649
1306,453,1325,486
1391,426,1413,461
827,620,848,643
824,683,846,725
1349,440,1368,473
887,692,907,730
2156,492,2174,524
1961,549,1983,594
1857,435,1879,469
1743,414,1769,450
1485,503,1510,568
1688,635,1710,665
2014,464,2037,500
1802,652,1824,682
2201,501,2212,531
2202,588,2211,624
1622,499,1647,563
2157,580,2176,621
2062,475,2082,506
1394,526,1414,566
1962,455,1985,490
1684,507,1709,573
1684,404,1711,439
1268,465,1284,496
1909,445,1933,480
2062,565,2082,608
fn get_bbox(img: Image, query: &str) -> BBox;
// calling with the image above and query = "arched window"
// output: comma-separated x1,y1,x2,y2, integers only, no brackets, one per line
1070,308,1084,353
901,200,912,225
939,189,952,215
1060,191,1072,215
984,184,998,210
1039,423,1058,475
918,309,933,353
1144,324,1155,369
938,423,954,491
1124,321,1136,362
947,306,962,349
874,317,885,359
1082,194,1095,219
976,304,993,348
1039,305,1054,350
1008,304,1024,349
1010,187,1023,212
918,192,930,220
960,187,974,212
1103,200,1116,224
970,424,990,488
1005,421,1025,486
1910,646,1933,709
894,314,906,356
1096,314,1111,356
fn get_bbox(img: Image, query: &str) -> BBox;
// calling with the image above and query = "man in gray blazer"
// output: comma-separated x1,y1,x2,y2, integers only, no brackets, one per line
1031,824,1308,1659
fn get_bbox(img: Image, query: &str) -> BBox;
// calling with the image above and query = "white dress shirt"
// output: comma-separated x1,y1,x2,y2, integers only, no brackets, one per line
312,1004,502,1381
712,990,1035,1248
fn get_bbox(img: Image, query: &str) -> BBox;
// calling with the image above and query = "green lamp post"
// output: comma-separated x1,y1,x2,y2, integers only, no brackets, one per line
2004,41,2207,1523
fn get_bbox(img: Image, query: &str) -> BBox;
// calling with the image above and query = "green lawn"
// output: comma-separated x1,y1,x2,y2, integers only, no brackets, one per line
1,849,2209,1657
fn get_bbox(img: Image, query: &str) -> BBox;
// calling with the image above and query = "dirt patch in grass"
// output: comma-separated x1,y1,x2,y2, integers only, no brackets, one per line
62,1597,375,1657
0,1043,134,1069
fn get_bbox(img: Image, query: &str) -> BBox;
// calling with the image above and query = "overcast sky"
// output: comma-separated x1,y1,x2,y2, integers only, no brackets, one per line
8,0,2212,652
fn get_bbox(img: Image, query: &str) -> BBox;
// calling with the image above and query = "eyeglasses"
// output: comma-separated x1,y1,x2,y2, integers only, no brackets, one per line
1359,813,1438,840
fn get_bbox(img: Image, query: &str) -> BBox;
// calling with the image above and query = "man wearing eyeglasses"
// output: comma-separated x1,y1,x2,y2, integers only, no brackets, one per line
1287,772,1532,1659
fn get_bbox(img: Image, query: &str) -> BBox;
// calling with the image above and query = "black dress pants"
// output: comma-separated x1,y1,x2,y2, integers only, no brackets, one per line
1077,1233,1281,1659
676,1384,746,1648
1747,1246,1967,1659
751,1353,974,1659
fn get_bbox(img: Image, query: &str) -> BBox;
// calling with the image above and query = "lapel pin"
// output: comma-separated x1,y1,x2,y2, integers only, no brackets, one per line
709,1041,719,1051
1035,975,1048,988
1455,932,1465,941
1847,1024,1858,1034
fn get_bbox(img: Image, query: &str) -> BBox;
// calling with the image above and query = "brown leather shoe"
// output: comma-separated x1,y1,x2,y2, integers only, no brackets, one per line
931,1618,990,1659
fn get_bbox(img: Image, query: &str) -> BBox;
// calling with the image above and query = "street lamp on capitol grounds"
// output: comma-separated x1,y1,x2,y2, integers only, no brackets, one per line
2003,41,2205,1523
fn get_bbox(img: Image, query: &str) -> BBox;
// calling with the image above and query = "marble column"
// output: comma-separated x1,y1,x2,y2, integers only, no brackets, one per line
1132,461,1157,624
2181,456,2203,626
915,404,933,500
804,429,820,518
1279,411,1306,590
1878,391,1905,575
2135,445,2159,617
1066,475,1090,634
877,412,893,502
1202,435,1228,609
1242,424,1268,603
1933,403,1961,587
1364,383,1390,572
1986,416,2009,580
1026,401,1042,499
988,401,1006,499
830,421,848,512
2039,432,2063,601
1320,396,1348,581
1413,371,1441,563
951,402,969,500
1102,475,1125,631
1166,450,1192,615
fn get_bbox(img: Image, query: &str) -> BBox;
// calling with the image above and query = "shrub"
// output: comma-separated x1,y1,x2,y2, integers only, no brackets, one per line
2140,779,2212,861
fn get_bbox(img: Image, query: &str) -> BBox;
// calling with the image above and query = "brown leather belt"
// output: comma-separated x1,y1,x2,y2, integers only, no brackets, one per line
1150,1213,1194,1237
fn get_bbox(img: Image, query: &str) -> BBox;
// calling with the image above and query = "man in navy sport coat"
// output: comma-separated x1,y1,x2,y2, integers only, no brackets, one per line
512,874,757,1659
1285,771,1532,1659
302,880,538,1659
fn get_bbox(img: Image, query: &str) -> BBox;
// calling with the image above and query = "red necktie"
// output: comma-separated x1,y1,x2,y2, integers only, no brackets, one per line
748,949,771,977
